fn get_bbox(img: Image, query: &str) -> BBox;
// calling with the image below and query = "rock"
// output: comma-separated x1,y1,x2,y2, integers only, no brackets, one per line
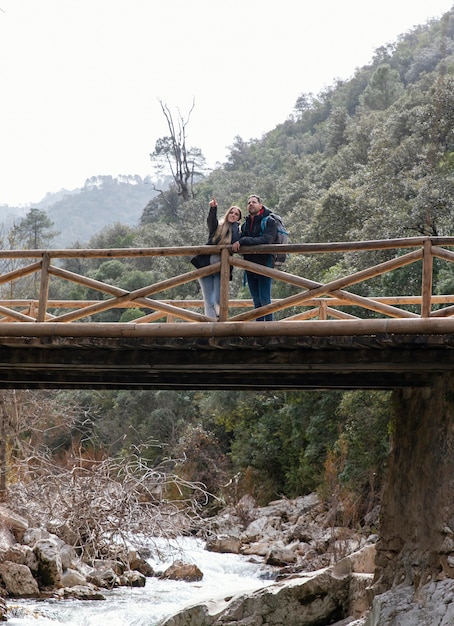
55,584,105,600
130,555,154,577
0,562,40,597
159,604,209,626
241,539,272,557
287,523,316,543
158,566,350,626
34,538,63,589
46,522,79,547
86,566,119,589
365,579,454,625
120,570,146,587
22,527,50,547
59,543,77,571
0,527,15,552
348,573,374,620
241,515,281,543
60,568,87,588
1,544,39,577
128,550,155,577
0,507,28,540
92,558,124,576
0,596,6,621
333,545,376,578
205,534,242,554
160,560,203,582
265,546,297,566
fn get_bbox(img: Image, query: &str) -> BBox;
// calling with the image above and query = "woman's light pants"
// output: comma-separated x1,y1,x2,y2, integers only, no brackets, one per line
199,273,220,319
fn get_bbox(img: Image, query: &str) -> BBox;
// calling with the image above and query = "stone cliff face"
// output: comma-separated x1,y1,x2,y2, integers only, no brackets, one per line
374,372,454,591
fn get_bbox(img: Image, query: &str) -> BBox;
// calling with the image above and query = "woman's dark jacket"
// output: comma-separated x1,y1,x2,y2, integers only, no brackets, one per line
237,207,277,267
206,205,241,245
191,206,241,278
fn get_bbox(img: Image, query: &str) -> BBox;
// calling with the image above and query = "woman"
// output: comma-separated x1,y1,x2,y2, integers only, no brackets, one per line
193,197,242,319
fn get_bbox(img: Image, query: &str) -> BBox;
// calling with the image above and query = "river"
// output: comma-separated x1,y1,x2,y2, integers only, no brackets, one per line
6,537,276,625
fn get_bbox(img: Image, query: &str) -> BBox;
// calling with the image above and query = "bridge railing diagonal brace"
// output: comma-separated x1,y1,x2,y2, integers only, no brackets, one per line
228,249,423,321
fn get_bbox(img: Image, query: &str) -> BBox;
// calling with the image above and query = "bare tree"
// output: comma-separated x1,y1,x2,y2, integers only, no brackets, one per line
9,447,211,560
0,390,77,502
150,100,206,205
1,389,213,558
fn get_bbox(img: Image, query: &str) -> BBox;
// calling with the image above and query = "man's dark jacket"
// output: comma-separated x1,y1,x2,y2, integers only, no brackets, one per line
238,207,278,267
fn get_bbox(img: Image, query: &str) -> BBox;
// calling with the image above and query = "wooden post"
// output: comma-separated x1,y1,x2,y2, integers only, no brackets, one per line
421,239,433,318
37,253,51,322
218,248,231,322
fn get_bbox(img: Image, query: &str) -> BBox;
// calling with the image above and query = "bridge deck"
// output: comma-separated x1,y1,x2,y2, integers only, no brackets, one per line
0,320,453,389
0,237,454,388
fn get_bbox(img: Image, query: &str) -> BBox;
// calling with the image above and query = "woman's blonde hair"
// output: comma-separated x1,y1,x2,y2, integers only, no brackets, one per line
212,206,242,245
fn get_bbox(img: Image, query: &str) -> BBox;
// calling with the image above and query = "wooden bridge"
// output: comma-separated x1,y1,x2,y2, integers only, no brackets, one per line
1,236,454,390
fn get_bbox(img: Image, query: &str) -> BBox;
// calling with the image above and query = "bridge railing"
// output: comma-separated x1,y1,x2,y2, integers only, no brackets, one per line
0,236,454,324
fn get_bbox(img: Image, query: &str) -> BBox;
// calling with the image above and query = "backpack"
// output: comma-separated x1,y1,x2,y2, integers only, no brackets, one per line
260,211,289,266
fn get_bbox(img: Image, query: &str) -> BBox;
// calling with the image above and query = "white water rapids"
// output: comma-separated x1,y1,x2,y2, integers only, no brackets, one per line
6,537,276,625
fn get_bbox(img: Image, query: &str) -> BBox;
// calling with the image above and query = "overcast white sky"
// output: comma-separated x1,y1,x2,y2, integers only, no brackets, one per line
1,0,453,206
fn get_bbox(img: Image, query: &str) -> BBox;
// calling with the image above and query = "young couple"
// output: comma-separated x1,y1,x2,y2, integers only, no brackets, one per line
196,194,278,321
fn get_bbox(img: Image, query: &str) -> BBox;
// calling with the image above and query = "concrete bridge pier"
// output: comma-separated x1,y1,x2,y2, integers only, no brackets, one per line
374,372,454,592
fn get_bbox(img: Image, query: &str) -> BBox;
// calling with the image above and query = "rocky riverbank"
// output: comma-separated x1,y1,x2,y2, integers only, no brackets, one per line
0,503,206,622
2,493,454,625
164,493,454,625
159,493,377,625
0,492,373,623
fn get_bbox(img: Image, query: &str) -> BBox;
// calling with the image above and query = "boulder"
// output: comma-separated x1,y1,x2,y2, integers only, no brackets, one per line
0,562,39,597
265,546,297,566
205,534,242,554
158,566,349,626
241,515,282,543
86,566,119,589
22,527,50,547
160,560,203,582
241,539,272,557
120,570,146,587
60,568,87,588
1,544,39,574
0,527,15,552
92,558,124,576
333,545,376,578
59,543,77,571
55,584,105,600
348,573,374,620
365,579,454,625
129,554,154,577
0,507,28,541
34,538,63,588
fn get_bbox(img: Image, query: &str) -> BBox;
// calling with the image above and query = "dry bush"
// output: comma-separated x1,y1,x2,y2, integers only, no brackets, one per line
8,447,211,562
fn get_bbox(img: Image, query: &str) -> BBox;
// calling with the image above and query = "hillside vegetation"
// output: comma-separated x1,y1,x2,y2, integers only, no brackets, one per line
4,9,454,528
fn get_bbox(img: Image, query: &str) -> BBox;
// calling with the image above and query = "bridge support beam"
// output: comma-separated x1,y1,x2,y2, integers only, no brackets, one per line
374,372,454,592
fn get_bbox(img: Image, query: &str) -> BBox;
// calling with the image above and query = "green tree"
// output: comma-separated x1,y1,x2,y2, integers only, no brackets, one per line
11,208,58,249
334,390,391,514
361,64,404,110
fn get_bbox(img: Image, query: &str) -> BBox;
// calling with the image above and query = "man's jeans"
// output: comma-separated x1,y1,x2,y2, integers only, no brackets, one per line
246,270,273,321
199,273,220,319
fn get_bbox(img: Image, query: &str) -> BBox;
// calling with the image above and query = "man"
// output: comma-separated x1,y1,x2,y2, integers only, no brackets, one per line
231,194,277,321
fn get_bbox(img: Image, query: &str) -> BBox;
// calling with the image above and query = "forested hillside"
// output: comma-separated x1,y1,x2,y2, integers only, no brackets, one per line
4,8,454,529
1,175,157,247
